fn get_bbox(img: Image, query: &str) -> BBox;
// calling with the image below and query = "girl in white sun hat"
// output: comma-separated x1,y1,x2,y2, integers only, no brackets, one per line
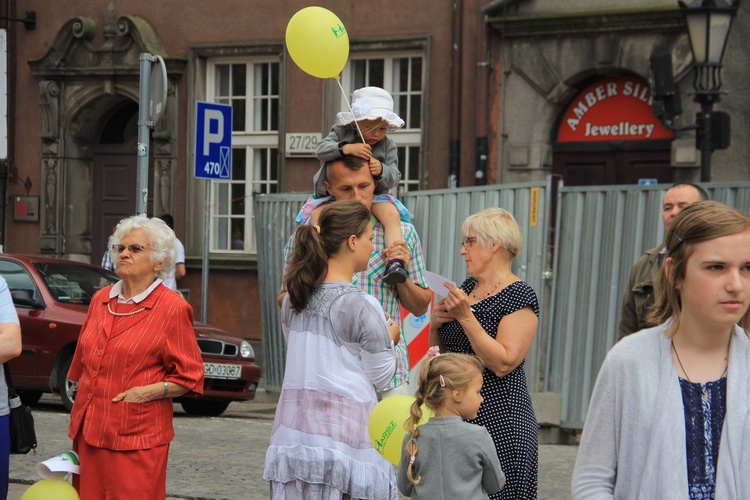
296,86,410,285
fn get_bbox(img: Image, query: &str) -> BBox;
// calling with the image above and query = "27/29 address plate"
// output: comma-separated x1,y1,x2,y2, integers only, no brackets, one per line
285,132,322,157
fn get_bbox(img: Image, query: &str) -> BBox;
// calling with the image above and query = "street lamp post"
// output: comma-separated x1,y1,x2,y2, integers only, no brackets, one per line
678,0,739,182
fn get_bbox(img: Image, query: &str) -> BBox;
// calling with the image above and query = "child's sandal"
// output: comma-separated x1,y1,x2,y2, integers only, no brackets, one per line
383,260,408,285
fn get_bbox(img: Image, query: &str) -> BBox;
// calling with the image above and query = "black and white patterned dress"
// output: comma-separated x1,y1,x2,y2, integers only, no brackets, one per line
439,278,539,499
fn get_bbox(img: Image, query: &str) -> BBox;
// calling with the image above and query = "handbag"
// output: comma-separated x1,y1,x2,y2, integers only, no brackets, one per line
3,363,37,454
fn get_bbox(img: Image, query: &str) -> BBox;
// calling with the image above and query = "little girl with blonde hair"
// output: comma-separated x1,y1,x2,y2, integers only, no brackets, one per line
397,347,505,499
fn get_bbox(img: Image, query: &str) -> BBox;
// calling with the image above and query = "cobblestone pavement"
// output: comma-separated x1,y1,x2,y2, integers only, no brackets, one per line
8,393,578,499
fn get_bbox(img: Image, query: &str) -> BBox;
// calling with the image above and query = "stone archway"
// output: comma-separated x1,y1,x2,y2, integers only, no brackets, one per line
28,4,184,261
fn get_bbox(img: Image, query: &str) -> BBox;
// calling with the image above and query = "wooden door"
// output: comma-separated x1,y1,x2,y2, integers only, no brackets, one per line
91,102,153,265
554,149,672,186
92,143,138,264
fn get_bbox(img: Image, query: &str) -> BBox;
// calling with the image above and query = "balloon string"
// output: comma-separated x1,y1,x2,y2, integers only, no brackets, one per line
335,77,366,144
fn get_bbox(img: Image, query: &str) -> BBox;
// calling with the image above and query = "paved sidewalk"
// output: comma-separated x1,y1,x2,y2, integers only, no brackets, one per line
8,392,578,499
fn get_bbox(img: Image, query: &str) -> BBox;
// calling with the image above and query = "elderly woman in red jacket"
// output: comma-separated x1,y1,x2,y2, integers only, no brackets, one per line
68,215,204,499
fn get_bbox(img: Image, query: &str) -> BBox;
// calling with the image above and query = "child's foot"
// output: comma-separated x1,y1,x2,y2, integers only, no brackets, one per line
383,260,408,285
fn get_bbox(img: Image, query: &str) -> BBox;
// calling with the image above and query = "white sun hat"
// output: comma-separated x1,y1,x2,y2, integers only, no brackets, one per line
336,87,405,132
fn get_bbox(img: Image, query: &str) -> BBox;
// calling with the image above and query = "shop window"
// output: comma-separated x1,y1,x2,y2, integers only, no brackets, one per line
206,59,279,253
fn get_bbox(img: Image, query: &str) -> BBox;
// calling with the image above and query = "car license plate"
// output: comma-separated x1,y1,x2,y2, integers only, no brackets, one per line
203,362,242,380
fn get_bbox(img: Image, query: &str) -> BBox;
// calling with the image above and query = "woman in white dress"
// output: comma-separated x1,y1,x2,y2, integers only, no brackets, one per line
264,200,401,500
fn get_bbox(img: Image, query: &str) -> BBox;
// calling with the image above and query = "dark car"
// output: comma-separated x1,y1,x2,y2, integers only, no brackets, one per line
0,254,261,416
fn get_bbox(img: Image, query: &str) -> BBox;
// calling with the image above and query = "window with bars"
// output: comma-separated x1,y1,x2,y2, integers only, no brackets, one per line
207,59,279,253
342,53,424,195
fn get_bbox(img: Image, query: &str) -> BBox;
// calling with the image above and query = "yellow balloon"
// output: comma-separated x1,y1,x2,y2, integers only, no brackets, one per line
21,479,79,500
285,6,349,79
368,395,435,465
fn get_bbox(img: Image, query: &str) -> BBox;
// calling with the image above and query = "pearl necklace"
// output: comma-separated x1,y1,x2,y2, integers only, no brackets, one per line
107,302,146,317
471,272,511,300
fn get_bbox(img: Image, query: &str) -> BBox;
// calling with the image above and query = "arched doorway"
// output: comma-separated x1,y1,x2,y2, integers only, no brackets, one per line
553,76,675,186
30,12,182,261
91,101,153,264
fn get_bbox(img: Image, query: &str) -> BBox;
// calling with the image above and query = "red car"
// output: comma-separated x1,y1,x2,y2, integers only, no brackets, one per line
0,254,261,416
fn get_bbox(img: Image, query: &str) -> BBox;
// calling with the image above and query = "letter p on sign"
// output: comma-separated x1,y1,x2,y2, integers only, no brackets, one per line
194,101,232,180
203,109,224,156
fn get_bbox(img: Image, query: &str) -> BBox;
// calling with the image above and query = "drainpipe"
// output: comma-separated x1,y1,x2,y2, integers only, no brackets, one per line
479,0,524,185
448,0,463,188
474,14,490,186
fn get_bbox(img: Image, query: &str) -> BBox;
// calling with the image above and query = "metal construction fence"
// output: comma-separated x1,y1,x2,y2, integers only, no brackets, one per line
255,180,750,430
400,181,552,401
254,181,551,393
548,181,750,428
254,193,308,391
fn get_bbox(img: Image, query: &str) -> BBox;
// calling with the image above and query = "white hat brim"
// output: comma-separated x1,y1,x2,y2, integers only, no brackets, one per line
336,110,405,133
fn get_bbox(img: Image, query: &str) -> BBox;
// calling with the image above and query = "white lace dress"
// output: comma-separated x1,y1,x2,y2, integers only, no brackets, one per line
264,282,399,500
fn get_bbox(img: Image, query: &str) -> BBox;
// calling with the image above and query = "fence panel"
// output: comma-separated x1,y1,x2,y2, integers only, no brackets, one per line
254,194,308,391
547,181,750,429
403,183,548,285
255,181,550,392
255,180,750,430
402,181,550,392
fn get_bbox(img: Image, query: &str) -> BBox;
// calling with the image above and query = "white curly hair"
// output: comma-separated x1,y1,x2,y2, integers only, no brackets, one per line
107,215,177,280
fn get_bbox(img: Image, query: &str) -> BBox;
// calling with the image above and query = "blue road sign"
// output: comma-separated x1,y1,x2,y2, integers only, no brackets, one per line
194,102,232,180
638,178,658,186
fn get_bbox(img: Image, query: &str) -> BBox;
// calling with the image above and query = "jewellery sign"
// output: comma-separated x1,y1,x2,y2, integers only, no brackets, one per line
557,76,674,143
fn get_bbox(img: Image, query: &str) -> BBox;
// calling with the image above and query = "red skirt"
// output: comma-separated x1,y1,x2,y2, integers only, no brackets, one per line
73,433,169,499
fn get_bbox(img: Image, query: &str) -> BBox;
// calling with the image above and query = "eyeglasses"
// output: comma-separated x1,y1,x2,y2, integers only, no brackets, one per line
460,236,478,249
111,244,151,254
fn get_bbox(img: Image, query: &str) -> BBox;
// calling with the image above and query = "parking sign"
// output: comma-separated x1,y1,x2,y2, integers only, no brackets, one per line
194,101,232,180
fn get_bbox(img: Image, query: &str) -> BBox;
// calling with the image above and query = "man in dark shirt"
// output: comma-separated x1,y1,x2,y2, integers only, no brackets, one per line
618,182,708,339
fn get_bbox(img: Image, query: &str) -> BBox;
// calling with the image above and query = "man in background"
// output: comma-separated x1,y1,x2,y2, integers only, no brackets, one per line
158,213,186,291
101,225,116,271
618,182,708,339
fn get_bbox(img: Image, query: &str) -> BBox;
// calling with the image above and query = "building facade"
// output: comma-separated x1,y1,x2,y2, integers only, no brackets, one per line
482,0,749,185
1,0,747,350
1,0,480,348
